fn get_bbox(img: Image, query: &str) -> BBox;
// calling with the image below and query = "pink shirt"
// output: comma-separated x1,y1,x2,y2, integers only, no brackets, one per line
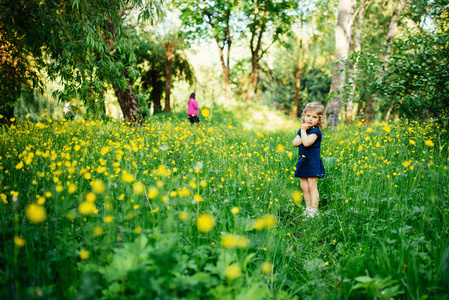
187,98,198,116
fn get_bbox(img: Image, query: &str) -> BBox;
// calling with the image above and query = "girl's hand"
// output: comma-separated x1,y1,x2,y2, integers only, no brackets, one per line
301,123,309,130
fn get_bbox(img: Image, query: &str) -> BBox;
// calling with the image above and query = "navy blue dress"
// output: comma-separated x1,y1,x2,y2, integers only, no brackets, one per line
294,126,326,178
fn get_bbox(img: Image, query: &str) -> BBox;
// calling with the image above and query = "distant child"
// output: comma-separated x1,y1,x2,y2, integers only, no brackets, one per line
187,92,200,124
292,102,327,218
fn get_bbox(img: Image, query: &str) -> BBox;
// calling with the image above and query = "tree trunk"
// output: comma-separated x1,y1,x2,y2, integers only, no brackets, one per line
326,0,354,128
247,54,260,104
151,74,163,113
113,69,140,122
164,41,175,113
291,19,304,118
346,0,365,123
106,18,139,122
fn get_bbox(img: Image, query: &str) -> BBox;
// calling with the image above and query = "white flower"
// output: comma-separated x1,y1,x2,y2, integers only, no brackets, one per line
194,162,203,170
99,130,105,135
160,145,169,151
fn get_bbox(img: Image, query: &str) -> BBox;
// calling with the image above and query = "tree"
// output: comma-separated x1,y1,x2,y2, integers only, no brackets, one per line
0,0,164,123
135,33,194,114
241,0,296,104
174,0,240,103
325,0,355,128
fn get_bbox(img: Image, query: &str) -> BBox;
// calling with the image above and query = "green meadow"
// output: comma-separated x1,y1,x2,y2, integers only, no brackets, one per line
0,107,448,299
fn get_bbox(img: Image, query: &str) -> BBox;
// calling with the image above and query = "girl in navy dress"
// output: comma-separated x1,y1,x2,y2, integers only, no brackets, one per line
292,102,327,218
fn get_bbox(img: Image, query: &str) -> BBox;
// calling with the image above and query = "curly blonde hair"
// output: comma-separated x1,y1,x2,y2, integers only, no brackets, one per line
301,102,328,129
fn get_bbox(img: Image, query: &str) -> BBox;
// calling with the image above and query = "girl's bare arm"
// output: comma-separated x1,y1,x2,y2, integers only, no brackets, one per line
300,127,318,147
292,135,302,147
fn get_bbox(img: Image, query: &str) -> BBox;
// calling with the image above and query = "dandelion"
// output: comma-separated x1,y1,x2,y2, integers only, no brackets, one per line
402,161,411,168
15,161,24,169
179,211,189,221
277,144,285,152
134,226,142,234
121,172,135,183
92,226,104,236
424,139,434,147
201,108,210,117
118,194,125,201
231,207,240,214
103,216,113,223
409,139,416,145
194,162,203,170
151,207,159,213
252,214,276,230
84,172,92,180
194,194,203,202
26,203,46,223
147,187,158,199
68,184,77,194
197,213,214,233
37,197,46,205
160,145,169,151
78,201,95,215
292,190,303,203
261,262,273,274
79,250,89,260
225,264,241,280
133,182,145,194
91,179,105,194
14,236,25,247
86,192,96,202
383,126,391,133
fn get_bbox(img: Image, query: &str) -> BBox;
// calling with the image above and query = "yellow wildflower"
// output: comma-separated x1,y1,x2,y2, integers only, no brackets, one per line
197,213,214,233
225,264,241,280
26,203,46,224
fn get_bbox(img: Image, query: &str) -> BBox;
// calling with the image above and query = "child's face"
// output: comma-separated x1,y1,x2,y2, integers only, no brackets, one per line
303,110,320,127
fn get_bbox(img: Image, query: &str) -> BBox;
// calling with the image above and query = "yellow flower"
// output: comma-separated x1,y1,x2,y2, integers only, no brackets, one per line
383,126,391,133
134,204,140,210
91,179,105,194
261,262,273,274
103,216,113,223
225,264,241,280
26,204,46,223
409,139,416,145
151,207,159,213
197,213,214,233
402,161,411,168
292,190,303,203
221,234,249,249
14,236,26,247
179,211,189,221
194,194,203,202
189,181,197,189
1,193,7,204
357,145,363,151
424,139,434,147
15,161,24,169
79,249,89,260
68,184,77,194
121,172,135,183
92,226,104,236
84,172,92,180
200,180,207,187
365,128,374,134
277,144,285,152
201,108,210,117
231,207,240,214
252,215,276,230
78,201,95,215
85,192,96,202
147,187,158,199
134,226,142,234
133,182,145,194
37,197,46,205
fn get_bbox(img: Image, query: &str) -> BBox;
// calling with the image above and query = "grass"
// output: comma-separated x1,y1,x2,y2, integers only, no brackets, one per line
0,108,448,299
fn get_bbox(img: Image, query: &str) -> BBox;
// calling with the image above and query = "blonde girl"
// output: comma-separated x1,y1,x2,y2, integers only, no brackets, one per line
292,102,327,218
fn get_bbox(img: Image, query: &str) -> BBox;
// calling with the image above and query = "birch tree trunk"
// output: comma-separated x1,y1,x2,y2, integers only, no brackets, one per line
326,0,354,128
346,0,366,122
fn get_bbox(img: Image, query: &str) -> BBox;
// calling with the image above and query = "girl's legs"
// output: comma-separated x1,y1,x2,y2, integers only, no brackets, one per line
300,178,312,208
307,177,319,209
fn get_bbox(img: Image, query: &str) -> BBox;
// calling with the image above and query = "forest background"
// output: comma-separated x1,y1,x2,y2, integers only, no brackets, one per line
1,0,448,126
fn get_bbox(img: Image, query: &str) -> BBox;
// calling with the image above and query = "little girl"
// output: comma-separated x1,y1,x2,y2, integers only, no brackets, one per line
292,102,327,218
